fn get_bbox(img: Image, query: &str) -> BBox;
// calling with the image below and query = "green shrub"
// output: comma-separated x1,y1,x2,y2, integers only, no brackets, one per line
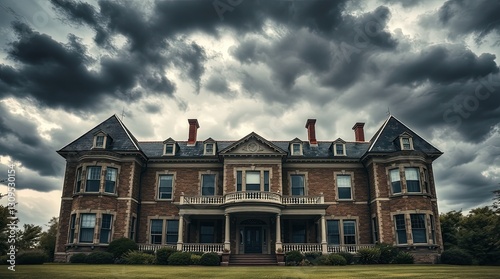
17,250,48,265
168,252,191,265
190,254,202,265
123,250,156,264
357,247,381,264
316,255,331,265
69,253,87,263
85,251,114,264
440,249,473,265
392,252,414,264
107,238,138,259
337,252,354,265
142,250,155,255
376,243,399,264
285,250,304,265
156,247,177,265
328,254,347,266
199,253,220,266
304,252,322,262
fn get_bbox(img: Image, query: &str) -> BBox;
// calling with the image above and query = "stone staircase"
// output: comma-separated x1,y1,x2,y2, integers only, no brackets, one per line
229,254,278,266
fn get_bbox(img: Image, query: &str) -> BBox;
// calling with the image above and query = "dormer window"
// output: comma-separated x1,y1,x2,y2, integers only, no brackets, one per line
334,144,346,156
204,143,215,155
399,134,414,150
163,138,177,156
291,143,302,156
93,132,108,149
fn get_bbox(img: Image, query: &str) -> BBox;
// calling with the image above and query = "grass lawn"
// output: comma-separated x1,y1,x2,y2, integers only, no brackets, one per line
1,264,500,279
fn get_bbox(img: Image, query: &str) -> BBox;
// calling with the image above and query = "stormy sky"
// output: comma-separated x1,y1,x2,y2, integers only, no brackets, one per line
0,0,499,228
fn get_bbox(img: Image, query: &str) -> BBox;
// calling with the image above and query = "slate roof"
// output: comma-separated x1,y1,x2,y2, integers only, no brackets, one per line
367,115,442,155
58,114,441,160
58,115,141,153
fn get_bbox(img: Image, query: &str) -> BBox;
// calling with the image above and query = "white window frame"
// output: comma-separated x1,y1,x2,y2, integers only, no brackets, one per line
399,136,414,150
336,174,353,200
405,167,421,193
235,169,272,192
157,173,175,200
204,143,215,155
79,213,96,243
99,214,113,243
93,133,107,149
291,143,303,156
326,218,358,245
290,174,306,196
201,173,216,196
334,143,346,156
104,167,118,194
148,217,179,245
163,143,176,156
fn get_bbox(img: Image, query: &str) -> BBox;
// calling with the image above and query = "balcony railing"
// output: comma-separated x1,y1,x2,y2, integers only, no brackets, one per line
138,243,224,254
138,243,176,252
282,243,323,253
327,244,375,253
180,191,324,206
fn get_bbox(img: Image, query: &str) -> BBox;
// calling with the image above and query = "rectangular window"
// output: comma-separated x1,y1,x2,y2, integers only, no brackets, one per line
79,214,95,243
327,220,340,245
337,175,352,200
164,143,174,155
246,171,260,191
100,214,112,243
158,175,173,199
390,169,401,194
204,143,214,155
394,214,407,244
291,175,305,196
335,144,345,155
95,135,105,148
343,220,356,244
236,171,242,192
130,217,136,241
291,222,306,243
430,215,436,244
372,217,379,243
201,174,216,196
405,168,421,192
292,143,301,155
166,220,179,244
68,214,76,243
75,168,82,193
150,219,163,244
264,171,269,192
402,138,411,150
410,214,427,243
86,166,101,192
105,168,117,193
200,222,214,243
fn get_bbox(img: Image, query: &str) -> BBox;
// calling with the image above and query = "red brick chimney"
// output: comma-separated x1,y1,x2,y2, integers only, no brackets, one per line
352,122,365,142
187,119,199,146
305,119,318,146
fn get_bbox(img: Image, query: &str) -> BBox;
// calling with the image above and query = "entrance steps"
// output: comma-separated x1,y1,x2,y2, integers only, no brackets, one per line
229,254,278,266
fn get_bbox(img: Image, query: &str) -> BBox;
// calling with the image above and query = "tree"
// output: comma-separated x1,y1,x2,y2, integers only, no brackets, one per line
440,210,463,250
457,207,500,265
493,188,500,213
39,217,58,262
0,205,10,254
17,224,42,250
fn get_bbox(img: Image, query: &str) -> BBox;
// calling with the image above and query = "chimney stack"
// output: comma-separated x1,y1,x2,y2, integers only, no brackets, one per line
305,119,318,146
187,119,199,146
352,122,365,142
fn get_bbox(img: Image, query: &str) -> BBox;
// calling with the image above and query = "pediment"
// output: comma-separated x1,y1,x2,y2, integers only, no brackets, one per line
219,132,287,156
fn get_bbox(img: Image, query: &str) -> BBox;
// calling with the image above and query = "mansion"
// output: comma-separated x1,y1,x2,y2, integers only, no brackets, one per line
54,115,443,264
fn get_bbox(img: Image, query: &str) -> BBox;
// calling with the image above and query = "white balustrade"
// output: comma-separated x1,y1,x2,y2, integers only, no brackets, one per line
181,192,324,205
282,243,323,253
327,244,375,253
181,243,224,253
138,244,176,252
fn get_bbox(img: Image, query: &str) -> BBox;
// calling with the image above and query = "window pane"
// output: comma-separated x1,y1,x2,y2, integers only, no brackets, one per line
264,171,269,192
100,214,112,243
86,167,101,192
292,144,301,154
166,220,179,244
80,214,95,243
150,219,163,244
394,215,407,244
237,171,242,191
105,168,117,193
246,171,260,191
337,175,352,199
159,175,173,199
343,221,356,245
405,168,421,192
165,144,174,154
205,143,214,154
96,136,104,147
327,220,340,245
390,169,401,194
202,174,216,196
291,175,305,196
338,187,352,199
411,214,427,243
336,144,344,155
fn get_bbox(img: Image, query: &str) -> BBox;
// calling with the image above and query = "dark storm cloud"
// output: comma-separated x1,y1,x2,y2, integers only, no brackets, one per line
0,102,64,189
205,74,231,95
438,0,500,42
381,0,424,8
386,44,499,86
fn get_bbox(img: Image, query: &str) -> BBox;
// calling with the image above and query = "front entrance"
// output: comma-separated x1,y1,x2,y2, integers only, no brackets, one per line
244,227,262,253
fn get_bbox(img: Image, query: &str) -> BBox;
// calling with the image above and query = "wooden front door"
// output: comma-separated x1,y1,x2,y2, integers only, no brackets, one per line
244,227,262,253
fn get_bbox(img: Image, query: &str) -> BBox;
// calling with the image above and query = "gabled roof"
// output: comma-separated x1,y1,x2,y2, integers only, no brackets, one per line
58,115,141,153
219,132,287,155
367,115,442,155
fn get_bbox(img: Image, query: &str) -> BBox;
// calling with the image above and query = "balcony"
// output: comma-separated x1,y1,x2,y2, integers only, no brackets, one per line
179,191,324,206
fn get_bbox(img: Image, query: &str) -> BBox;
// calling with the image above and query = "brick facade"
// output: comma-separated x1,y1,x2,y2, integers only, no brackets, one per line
55,115,443,263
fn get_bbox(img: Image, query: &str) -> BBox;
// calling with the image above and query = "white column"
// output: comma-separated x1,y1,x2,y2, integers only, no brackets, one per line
177,215,184,251
275,214,282,250
224,214,230,251
320,214,327,254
